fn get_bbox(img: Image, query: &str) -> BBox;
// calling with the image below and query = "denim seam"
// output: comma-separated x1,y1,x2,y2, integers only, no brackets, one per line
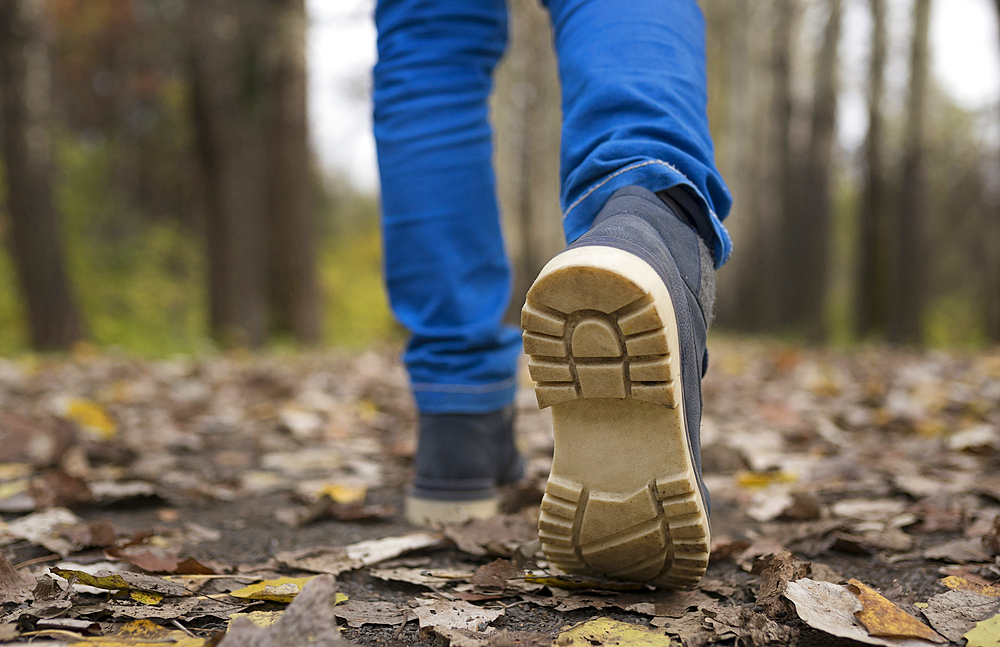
562,159,719,224
410,377,518,394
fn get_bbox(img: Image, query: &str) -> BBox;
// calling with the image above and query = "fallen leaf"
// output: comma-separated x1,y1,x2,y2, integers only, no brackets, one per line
469,559,518,589
751,550,810,618
921,590,1000,642
67,619,213,646
52,568,187,598
964,613,1000,647
924,538,992,563
229,576,347,604
610,589,714,618
940,576,1000,597
368,567,473,589
64,398,117,440
832,499,907,521
704,606,799,646
847,579,945,642
430,625,493,647
5,507,83,556
0,550,34,604
334,600,406,628
227,611,282,628
444,515,538,558
29,470,93,509
276,532,441,574
102,597,203,620
219,575,349,646
982,515,1000,556
413,599,504,630
784,579,936,647
555,618,671,647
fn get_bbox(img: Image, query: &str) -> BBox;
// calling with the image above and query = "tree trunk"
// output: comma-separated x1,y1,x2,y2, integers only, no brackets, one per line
988,0,1000,343
188,0,269,348
887,0,931,345
855,0,889,339
264,0,320,343
494,0,563,324
0,0,86,350
784,0,842,340
765,0,799,331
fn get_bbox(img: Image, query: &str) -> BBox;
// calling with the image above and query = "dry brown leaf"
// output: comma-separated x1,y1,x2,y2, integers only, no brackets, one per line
847,579,946,643
468,559,518,590
940,575,1000,597
444,515,537,558
751,550,810,618
333,600,406,628
921,590,1000,642
0,550,34,604
413,599,504,631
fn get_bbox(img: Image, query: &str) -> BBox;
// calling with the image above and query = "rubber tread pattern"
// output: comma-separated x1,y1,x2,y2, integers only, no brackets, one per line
522,258,710,588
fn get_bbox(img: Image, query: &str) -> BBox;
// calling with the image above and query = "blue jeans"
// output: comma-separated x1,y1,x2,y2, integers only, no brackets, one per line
373,0,732,414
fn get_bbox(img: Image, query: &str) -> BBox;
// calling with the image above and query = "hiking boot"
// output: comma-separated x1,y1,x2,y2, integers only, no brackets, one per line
521,186,714,588
405,404,525,527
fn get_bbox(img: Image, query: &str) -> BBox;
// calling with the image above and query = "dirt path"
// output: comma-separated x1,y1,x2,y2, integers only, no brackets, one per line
0,340,998,646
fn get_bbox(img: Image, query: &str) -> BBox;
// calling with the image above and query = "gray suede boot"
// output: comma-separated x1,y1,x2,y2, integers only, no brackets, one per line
521,186,714,588
405,404,524,527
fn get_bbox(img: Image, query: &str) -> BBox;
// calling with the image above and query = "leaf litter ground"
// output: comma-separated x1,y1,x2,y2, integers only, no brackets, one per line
0,339,999,646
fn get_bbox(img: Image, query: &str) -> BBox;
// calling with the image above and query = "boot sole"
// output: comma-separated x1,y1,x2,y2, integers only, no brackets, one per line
405,495,500,528
521,245,710,588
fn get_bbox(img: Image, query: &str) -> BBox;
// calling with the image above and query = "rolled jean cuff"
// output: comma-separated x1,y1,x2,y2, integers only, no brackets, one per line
561,160,733,268
411,377,518,414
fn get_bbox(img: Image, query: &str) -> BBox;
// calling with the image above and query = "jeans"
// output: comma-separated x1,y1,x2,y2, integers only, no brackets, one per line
373,0,732,414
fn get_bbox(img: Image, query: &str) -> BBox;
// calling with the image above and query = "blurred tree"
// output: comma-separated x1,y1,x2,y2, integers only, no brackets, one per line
855,0,889,339
264,0,320,343
188,0,269,347
766,0,800,331
888,0,931,344
781,0,842,339
990,0,1000,342
493,0,563,323
188,0,318,348
0,0,86,350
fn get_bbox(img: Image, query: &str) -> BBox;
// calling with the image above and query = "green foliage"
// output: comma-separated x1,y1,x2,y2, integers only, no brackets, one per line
54,133,208,356
320,224,402,348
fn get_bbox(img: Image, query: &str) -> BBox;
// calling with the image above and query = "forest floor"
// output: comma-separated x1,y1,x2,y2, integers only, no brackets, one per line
0,338,999,646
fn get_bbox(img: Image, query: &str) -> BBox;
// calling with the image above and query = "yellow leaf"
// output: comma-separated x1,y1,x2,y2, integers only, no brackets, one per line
68,619,207,646
847,579,945,642
0,463,33,481
65,398,117,440
941,576,1000,597
316,483,367,504
229,577,348,604
52,568,185,597
128,591,164,605
736,471,797,489
964,613,1000,647
0,478,28,500
556,618,672,646
228,610,283,628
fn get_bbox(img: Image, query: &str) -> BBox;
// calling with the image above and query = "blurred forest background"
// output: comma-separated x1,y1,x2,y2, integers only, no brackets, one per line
0,0,998,356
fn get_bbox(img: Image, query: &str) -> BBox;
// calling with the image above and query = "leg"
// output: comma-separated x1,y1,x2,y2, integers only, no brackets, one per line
544,0,732,266
374,0,523,525
373,0,520,414
523,0,725,587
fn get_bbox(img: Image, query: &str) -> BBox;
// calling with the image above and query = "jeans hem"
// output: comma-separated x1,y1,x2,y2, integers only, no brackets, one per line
413,383,518,414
